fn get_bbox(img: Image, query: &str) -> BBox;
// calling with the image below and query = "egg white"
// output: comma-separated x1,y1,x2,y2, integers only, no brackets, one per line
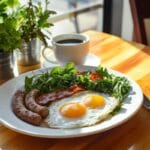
45,91,120,129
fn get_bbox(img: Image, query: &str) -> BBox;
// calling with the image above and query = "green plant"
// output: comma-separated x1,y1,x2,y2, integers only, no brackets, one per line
19,0,56,46
0,0,22,53
0,0,56,53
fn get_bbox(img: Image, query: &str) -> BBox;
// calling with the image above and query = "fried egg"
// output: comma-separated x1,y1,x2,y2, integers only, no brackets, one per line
45,91,119,129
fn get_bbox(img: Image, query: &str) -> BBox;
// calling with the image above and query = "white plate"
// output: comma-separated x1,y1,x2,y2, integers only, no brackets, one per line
0,66,143,138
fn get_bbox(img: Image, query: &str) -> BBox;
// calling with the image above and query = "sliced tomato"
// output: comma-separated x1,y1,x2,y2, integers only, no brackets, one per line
90,73,102,81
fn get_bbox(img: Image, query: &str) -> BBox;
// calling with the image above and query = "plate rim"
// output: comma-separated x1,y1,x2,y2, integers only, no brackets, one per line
0,65,143,138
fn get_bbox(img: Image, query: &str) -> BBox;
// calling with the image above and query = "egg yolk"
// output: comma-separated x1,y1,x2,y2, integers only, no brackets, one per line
60,102,87,118
84,95,106,108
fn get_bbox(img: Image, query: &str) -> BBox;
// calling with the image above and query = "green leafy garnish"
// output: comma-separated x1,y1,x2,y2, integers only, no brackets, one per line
25,63,77,93
25,63,131,103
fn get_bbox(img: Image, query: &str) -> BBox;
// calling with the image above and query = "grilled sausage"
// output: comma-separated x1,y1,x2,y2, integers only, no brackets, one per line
25,89,49,118
12,90,42,126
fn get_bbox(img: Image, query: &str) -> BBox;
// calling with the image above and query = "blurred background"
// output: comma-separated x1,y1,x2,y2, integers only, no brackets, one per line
46,0,133,41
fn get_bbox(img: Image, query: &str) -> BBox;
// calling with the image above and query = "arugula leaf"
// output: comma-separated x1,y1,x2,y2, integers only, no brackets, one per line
25,63,77,93
97,65,109,77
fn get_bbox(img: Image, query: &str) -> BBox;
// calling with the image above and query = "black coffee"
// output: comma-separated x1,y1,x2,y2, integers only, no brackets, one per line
56,39,83,45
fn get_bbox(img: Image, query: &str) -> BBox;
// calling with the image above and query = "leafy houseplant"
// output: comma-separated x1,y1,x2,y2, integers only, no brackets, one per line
16,0,56,66
0,0,22,53
0,0,22,80
19,0,56,46
0,0,56,78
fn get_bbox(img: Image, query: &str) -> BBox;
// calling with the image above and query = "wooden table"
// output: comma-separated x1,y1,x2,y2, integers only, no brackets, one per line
0,31,150,150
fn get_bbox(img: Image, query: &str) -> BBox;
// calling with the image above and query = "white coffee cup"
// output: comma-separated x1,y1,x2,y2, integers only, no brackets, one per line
42,33,90,65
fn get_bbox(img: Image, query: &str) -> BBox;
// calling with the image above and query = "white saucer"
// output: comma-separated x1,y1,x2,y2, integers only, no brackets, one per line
43,52,101,67
84,53,101,66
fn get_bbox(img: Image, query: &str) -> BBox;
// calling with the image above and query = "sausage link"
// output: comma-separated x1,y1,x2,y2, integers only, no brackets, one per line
12,90,42,126
25,89,49,118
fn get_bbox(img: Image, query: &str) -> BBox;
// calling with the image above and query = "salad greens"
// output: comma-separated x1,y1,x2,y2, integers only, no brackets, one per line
25,63,131,102
25,63,77,93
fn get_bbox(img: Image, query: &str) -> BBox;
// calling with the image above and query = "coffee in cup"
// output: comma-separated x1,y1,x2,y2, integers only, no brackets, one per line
42,33,90,65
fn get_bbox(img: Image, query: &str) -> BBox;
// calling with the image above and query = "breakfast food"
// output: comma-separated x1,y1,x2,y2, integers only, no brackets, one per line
25,89,49,118
37,85,85,106
12,63,131,128
12,90,42,125
46,91,119,129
